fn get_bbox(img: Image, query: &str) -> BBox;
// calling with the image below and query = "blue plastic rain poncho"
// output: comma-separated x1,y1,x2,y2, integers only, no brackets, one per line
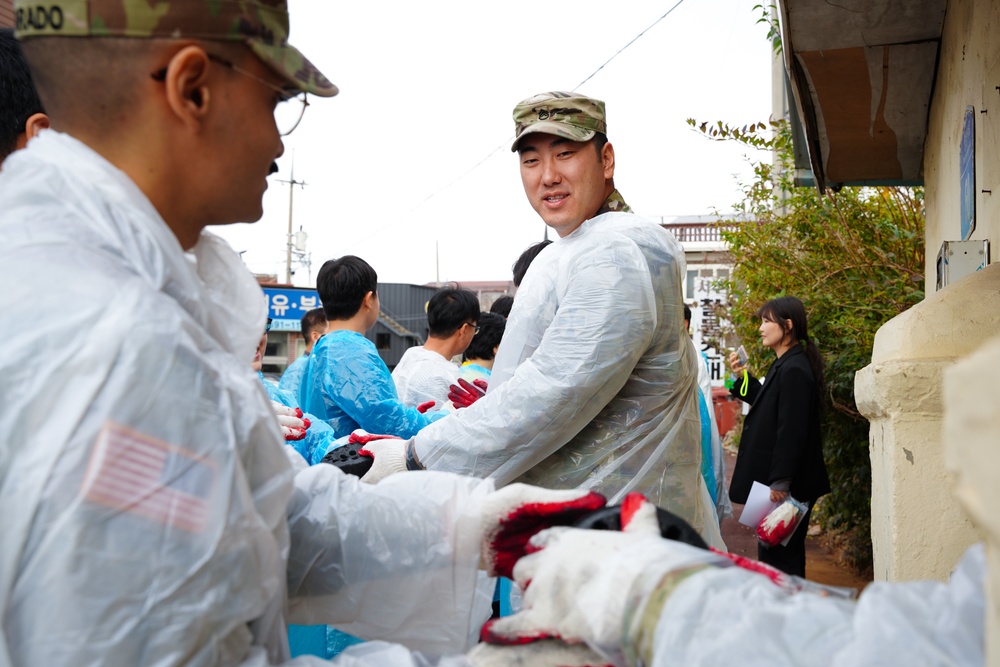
697,385,717,505
279,353,310,404
0,132,493,667
693,345,731,520
257,374,364,658
459,361,491,385
300,330,445,438
260,372,338,465
410,209,724,549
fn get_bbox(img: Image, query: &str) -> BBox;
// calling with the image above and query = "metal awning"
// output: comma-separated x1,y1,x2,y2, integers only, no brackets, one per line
778,0,947,191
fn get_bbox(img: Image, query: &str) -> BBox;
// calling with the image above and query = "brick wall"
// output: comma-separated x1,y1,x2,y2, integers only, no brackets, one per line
0,0,14,29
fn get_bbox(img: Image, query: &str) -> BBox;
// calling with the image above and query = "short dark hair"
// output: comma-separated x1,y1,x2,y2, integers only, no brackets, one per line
0,29,45,161
683,304,692,323
427,287,480,337
300,307,328,340
464,312,505,362
512,240,553,287
316,255,378,320
490,295,514,318
592,131,609,158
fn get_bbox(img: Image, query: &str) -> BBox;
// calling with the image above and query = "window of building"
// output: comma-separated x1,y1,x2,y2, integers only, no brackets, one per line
376,333,391,350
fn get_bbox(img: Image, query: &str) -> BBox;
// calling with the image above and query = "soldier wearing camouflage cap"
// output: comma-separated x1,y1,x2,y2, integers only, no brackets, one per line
0,3,555,666
364,91,725,552
14,0,337,97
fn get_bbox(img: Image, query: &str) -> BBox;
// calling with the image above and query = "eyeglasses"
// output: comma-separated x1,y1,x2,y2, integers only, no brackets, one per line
150,53,309,136
466,322,481,335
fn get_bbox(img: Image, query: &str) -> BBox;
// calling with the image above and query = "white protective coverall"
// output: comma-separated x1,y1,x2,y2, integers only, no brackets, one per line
391,346,460,410
411,212,724,549
0,132,492,666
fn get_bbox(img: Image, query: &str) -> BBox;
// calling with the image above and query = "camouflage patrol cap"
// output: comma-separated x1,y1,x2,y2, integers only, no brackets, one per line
511,91,606,151
13,0,337,97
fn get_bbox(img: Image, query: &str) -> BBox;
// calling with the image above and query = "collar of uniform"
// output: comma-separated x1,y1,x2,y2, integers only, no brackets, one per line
595,189,631,217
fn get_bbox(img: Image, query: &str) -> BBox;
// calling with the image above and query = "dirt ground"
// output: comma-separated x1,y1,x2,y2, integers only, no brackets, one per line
720,451,873,593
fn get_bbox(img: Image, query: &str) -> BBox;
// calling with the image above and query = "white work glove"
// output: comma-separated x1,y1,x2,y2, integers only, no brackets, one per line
356,431,410,483
480,484,606,578
466,639,612,667
481,494,730,666
271,401,309,441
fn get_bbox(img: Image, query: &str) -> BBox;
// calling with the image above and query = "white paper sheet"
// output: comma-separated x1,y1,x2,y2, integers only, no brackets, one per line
738,480,780,528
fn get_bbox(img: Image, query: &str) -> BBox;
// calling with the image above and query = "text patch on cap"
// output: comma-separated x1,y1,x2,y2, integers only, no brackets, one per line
15,1,90,36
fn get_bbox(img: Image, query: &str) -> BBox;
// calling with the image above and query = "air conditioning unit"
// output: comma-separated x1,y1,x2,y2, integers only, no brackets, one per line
936,240,989,290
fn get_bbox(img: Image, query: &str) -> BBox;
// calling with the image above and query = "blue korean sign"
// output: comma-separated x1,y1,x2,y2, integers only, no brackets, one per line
263,287,320,332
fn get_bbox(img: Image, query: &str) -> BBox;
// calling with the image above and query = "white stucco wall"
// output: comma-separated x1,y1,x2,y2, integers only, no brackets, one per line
856,265,997,582
943,336,1000,667
857,0,1000,586
924,0,1000,289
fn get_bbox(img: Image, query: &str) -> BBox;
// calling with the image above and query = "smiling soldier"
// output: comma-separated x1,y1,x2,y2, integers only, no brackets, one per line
362,92,724,549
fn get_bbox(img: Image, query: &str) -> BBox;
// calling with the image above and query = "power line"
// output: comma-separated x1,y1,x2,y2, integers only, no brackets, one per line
573,0,687,89
350,1,688,247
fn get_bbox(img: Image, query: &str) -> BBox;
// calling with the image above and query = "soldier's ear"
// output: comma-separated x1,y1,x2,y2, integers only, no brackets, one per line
24,112,50,140
161,46,212,131
601,141,615,180
13,112,50,152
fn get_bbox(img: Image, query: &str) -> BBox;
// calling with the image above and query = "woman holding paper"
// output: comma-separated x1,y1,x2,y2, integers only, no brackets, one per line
728,296,830,576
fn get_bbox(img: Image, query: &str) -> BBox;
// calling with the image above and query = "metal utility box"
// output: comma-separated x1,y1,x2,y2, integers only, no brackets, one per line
936,240,989,291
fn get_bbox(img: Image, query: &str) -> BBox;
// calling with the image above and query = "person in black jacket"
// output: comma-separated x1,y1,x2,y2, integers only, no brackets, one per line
728,296,830,576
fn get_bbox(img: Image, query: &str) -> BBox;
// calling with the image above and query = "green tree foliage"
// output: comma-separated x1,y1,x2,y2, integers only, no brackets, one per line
691,118,925,571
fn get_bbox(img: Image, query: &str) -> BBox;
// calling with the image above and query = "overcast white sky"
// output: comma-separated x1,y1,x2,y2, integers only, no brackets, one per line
212,0,774,286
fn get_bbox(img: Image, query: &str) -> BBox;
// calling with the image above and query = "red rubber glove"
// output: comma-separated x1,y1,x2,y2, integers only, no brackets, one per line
448,378,488,408
349,430,402,446
416,400,436,414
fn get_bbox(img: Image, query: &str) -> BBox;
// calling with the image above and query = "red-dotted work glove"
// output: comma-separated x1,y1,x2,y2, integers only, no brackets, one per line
480,484,606,579
448,378,488,408
355,431,410,484
481,495,729,665
466,639,612,667
271,401,310,441
416,400,436,414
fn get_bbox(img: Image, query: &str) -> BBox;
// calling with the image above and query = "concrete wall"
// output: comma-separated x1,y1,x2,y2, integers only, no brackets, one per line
855,264,996,581
857,0,1000,587
943,336,1000,666
923,0,1000,289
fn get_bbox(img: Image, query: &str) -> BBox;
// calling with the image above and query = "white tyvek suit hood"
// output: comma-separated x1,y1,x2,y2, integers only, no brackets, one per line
413,213,724,549
0,132,490,666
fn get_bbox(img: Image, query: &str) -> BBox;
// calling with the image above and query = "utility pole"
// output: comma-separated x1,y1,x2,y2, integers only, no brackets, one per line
277,156,307,284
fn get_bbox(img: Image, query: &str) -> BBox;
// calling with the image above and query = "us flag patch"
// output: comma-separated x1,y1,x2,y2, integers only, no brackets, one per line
81,422,216,533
